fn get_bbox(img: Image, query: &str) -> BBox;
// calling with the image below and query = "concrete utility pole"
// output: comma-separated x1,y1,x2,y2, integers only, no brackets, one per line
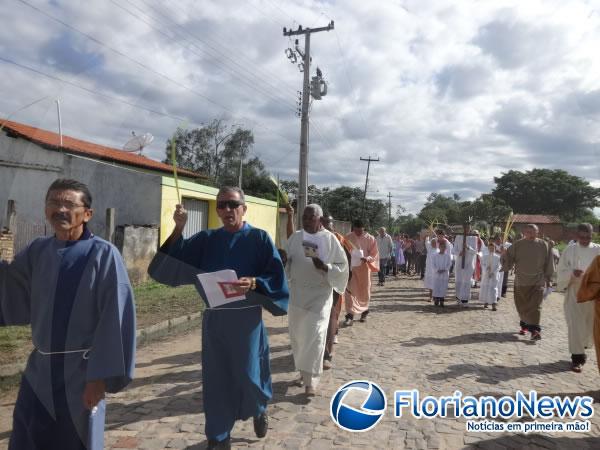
387,192,393,229
360,156,379,217
283,21,334,228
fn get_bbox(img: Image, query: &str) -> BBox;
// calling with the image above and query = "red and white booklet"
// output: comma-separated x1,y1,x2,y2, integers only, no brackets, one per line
196,270,246,307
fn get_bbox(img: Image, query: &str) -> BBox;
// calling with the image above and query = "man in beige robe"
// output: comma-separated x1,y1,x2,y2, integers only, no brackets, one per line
502,224,555,340
343,219,379,326
558,223,600,372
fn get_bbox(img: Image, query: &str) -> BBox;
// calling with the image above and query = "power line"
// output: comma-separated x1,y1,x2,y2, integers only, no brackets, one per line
14,0,299,148
120,0,298,110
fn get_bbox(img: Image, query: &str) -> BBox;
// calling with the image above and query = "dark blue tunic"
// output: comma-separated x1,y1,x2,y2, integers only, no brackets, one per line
148,223,288,441
1,228,136,449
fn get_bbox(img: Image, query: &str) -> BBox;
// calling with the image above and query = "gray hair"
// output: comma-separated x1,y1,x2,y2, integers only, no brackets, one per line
578,223,593,234
217,186,245,203
526,224,539,232
305,203,323,217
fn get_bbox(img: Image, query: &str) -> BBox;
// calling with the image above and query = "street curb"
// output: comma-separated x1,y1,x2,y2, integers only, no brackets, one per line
0,312,203,378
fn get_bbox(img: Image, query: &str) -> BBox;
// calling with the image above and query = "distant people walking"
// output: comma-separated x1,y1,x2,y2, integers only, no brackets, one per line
376,227,394,286
502,224,555,340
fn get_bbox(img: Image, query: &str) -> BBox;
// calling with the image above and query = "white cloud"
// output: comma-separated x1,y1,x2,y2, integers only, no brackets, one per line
2,0,600,214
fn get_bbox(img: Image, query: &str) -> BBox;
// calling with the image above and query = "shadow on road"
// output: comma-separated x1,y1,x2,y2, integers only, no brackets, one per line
402,332,523,347
428,360,571,385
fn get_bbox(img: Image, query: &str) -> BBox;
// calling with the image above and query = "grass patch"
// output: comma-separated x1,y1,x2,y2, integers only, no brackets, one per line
0,281,204,369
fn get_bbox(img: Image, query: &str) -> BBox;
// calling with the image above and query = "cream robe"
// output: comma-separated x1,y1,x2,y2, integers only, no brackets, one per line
558,243,600,355
431,252,452,298
286,229,349,387
480,252,501,304
452,235,480,301
423,237,438,290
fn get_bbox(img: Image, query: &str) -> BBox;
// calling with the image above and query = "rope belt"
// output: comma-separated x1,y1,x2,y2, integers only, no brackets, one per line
36,348,91,359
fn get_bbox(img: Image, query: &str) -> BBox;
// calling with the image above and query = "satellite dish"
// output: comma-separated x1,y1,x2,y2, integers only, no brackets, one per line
123,131,154,154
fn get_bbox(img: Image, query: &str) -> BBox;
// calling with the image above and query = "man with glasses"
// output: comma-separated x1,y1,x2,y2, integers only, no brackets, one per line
0,178,136,450
148,186,288,450
558,223,600,372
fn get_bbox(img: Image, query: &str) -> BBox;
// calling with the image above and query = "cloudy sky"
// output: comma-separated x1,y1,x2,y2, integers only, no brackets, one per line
2,0,600,213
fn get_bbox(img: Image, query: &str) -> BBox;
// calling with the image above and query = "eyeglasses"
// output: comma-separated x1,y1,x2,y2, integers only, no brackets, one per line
216,200,244,210
45,200,86,210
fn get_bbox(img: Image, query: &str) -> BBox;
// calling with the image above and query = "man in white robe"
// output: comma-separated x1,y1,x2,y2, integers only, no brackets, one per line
480,243,502,311
431,241,452,307
452,225,480,305
557,223,600,372
286,204,349,396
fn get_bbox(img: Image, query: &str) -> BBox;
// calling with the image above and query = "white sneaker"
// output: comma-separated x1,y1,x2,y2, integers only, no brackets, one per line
333,335,338,344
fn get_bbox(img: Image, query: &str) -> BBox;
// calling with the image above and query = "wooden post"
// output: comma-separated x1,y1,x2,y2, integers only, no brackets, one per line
5,200,16,232
105,208,115,243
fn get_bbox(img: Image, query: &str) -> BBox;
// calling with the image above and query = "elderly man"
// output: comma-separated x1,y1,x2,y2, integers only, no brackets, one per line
286,205,348,396
344,219,379,325
0,178,136,450
502,224,555,340
558,224,600,372
376,227,394,286
148,186,289,450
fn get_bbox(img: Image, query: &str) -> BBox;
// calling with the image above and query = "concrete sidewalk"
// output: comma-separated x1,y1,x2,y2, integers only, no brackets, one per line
1,275,599,449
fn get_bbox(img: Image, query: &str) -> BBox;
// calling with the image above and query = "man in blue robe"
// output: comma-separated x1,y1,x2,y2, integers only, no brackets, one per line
0,178,136,450
148,186,289,450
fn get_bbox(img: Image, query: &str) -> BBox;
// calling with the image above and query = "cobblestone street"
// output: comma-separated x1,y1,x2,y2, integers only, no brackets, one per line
1,275,599,449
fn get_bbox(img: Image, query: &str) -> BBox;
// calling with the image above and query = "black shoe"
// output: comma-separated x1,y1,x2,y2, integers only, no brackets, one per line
343,317,353,327
434,298,439,306
207,438,231,450
253,412,269,438
440,299,444,307
359,315,367,323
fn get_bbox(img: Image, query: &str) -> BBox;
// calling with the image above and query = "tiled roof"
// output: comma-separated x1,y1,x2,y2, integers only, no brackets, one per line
0,119,203,178
512,214,562,224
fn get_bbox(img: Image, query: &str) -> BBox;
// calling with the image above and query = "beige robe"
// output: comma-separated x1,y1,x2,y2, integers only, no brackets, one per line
577,255,600,373
344,232,379,315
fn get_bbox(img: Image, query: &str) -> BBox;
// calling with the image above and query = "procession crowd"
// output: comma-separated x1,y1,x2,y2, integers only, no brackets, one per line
2,179,600,450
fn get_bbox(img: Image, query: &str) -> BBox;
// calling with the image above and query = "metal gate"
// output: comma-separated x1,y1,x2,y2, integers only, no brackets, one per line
182,198,209,238
14,219,50,254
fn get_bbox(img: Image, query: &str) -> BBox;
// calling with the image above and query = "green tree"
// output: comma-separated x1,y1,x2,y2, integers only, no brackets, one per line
492,169,600,222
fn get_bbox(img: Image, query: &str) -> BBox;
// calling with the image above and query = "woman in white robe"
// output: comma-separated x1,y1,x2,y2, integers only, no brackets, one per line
285,207,349,395
423,236,438,300
480,243,501,310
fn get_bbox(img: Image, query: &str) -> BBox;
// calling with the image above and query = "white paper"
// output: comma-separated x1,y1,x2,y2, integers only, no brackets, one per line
197,269,246,307
351,249,364,267
302,230,327,261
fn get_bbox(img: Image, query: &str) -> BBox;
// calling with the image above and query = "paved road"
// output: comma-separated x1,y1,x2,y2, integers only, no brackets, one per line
1,274,599,449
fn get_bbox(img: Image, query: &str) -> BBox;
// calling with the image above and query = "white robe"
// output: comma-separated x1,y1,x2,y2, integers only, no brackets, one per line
431,252,452,298
557,243,600,355
423,238,438,290
286,229,349,387
480,252,501,304
452,235,480,301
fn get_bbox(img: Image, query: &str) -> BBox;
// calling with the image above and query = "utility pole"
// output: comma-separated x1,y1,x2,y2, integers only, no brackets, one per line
360,156,379,218
238,145,243,188
284,21,334,228
387,192,393,230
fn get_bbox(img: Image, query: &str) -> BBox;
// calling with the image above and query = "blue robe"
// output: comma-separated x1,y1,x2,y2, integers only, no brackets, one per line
0,228,136,449
148,223,289,442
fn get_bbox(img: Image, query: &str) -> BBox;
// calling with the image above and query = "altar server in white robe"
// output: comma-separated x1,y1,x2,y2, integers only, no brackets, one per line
480,243,502,310
286,204,349,396
557,223,600,372
452,226,481,305
431,241,452,307
423,235,438,301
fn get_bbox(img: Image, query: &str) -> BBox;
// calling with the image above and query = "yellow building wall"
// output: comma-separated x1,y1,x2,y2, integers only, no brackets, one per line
160,177,278,244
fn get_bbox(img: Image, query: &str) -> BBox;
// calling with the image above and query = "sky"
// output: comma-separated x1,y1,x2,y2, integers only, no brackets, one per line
2,0,600,214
